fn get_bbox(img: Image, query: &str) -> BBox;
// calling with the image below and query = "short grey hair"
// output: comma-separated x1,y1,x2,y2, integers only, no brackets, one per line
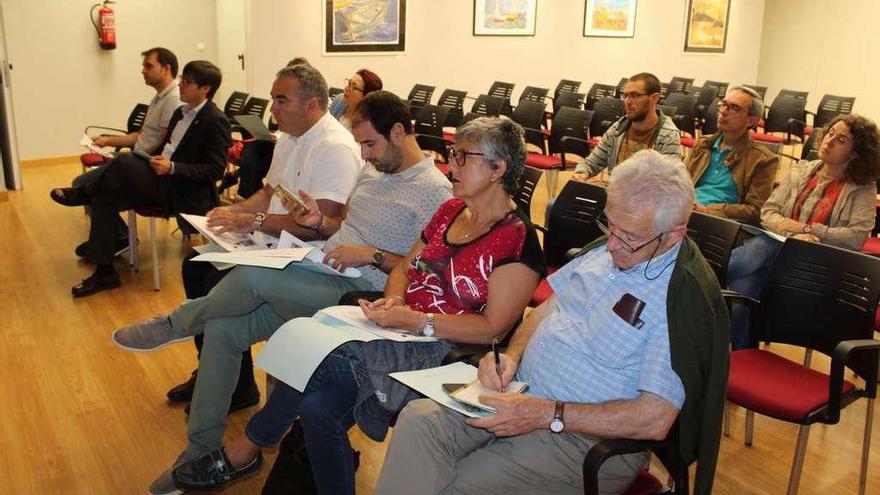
454,116,526,195
729,86,764,118
607,150,695,233
276,64,329,111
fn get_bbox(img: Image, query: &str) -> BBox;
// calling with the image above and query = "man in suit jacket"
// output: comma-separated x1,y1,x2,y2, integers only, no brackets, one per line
56,60,231,297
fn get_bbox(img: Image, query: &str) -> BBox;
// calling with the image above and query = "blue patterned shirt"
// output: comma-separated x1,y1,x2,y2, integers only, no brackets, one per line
517,242,686,409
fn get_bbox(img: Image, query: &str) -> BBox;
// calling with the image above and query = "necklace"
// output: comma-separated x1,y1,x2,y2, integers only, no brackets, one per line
459,206,511,240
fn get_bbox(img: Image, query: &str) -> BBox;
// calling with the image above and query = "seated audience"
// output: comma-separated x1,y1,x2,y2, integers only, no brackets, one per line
377,150,729,495
727,114,880,348
167,63,362,413
329,68,383,130
170,116,544,494
686,86,779,223
51,60,231,297
110,90,452,495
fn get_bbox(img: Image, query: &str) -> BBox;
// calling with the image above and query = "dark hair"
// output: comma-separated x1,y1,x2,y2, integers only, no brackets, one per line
141,47,178,78
824,114,880,185
276,64,329,111
181,60,222,99
455,116,526,195
628,72,661,96
286,57,311,68
351,91,413,138
355,69,383,95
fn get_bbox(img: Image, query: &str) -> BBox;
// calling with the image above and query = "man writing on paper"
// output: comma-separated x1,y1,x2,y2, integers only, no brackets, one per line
377,151,729,495
164,63,362,414
110,90,452,495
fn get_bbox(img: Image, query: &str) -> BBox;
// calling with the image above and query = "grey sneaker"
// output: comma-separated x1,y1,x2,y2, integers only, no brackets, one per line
112,315,191,352
148,469,182,495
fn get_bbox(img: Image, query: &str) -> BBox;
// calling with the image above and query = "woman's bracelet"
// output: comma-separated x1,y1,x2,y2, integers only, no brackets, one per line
417,312,428,332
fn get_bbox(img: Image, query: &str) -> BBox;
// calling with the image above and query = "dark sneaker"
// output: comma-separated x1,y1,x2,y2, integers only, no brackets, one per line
172,447,262,491
112,315,191,352
147,469,183,495
50,187,90,206
71,270,121,297
167,370,198,403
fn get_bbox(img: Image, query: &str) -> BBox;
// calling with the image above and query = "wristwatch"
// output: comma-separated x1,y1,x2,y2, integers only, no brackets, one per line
550,401,566,433
802,223,812,234
371,249,386,269
422,313,435,337
252,212,267,231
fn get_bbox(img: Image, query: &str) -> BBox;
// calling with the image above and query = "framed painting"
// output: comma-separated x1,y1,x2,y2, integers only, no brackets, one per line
473,0,538,36
325,0,406,53
583,0,637,38
684,0,731,53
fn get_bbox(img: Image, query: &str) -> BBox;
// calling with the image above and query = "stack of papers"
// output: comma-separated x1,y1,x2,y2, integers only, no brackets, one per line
80,134,114,158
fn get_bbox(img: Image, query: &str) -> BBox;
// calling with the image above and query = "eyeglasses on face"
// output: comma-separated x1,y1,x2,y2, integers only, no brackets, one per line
447,146,486,167
345,78,364,92
717,100,748,115
179,77,196,86
595,218,662,253
620,92,650,101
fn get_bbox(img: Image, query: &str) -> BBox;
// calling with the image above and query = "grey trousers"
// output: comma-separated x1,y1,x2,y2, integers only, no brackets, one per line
375,399,647,495
166,263,374,459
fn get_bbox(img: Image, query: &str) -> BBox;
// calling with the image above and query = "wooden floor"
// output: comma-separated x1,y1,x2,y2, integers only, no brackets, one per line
1,159,878,495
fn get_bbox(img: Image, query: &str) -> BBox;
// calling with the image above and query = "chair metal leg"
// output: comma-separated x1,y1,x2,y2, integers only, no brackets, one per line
745,409,754,446
786,425,811,495
723,402,731,437
127,210,138,270
802,349,813,368
859,398,874,495
544,170,559,198
149,217,160,291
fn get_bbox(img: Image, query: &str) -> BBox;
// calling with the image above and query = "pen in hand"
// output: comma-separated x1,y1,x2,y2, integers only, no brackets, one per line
493,338,507,393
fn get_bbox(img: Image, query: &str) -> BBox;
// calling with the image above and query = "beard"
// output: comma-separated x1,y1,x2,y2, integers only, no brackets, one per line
629,108,650,123
371,145,404,174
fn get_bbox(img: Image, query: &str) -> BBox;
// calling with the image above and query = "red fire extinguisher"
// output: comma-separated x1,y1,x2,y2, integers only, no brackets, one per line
90,1,116,50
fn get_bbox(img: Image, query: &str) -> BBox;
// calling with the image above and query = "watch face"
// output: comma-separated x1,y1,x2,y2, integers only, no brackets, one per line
550,418,564,433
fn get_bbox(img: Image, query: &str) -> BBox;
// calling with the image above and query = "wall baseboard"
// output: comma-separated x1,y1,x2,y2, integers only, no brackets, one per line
0,190,9,202
21,155,79,167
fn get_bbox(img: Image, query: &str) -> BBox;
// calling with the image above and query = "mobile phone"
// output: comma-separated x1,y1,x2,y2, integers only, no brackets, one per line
132,149,152,161
442,383,467,395
274,184,310,213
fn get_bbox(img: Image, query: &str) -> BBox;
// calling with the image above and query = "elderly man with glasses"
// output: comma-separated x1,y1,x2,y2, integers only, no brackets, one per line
685,86,779,224
377,150,729,495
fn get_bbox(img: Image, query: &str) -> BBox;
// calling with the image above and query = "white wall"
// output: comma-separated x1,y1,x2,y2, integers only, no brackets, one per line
3,0,217,160
248,0,765,107
757,0,877,119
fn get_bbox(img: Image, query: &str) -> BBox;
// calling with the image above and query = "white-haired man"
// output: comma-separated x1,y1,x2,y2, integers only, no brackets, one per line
376,150,729,495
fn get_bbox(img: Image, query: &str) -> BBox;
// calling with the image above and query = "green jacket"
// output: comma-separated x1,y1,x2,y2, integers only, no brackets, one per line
578,236,729,495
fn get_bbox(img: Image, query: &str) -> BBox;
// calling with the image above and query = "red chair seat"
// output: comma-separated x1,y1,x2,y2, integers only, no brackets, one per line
442,132,455,143
727,349,855,422
680,136,696,148
862,237,880,256
80,152,107,168
529,267,557,307
750,132,785,144
434,162,449,177
134,204,166,217
588,137,600,147
804,126,814,136
525,152,562,170
623,469,663,495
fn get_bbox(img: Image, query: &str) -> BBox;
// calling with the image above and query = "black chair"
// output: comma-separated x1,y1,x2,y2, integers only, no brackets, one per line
659,83,671,100
223,91,249,118
436,89,468,128
84,102,150,139
542,181,607,268
800,130,820,161
588,98,625,140
230,97,270,138
513,166,543,221
517,86,549,105
694,84,720,124
663,92,699,136
553,79,582,102
702,98,720,135
585,83,618,110
487,81,515,100
686,211,741,284
658,104,678,118
742,84,768,102
810,94,855,131
407,84,436,117
328,86,344,99
511,100,547,152
413,105,449,138
703,80,729,99
524,107,591,197
725,239,880,495
753,95,808,145
470,94,505,117
614,77,628,98
669,76,694,94
776,89,809,102
553,91,586,115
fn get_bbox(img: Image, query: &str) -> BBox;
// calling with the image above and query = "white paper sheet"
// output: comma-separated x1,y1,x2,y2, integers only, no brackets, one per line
389,362,494,418
448,379,529,413
318,305,437,342
80,134,114,158
181,214,268,252
277,231,362,278
192,243,234,270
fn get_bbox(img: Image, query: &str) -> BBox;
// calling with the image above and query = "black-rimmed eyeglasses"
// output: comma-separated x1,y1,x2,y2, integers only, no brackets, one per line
447,146,485,167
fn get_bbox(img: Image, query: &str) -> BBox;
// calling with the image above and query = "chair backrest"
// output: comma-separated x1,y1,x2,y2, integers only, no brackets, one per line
239,97,269,119
752,239,880,380
470,94,505,117
487,81,515,99
223,91,249,118
553,91,586,114
775,89,809,102
659,82,671,99
511,100,547,150
702,98,720,134
614,77,628,98
801,129,820,160
458,112,482,128
407,84,435,116
663,92,698,135
763,95,807,134
548,107,590,156
518,86,549,105
704,80,729,99
544,181,607,267
695,84,718,109
413,104,449,137
742,84,768,102
588,97,625,139
436,89,468,128
415,134,449,163
585,83,618,110
328,86,344,99
669,76,695,94
553,79,582,101
814,94,856,129
686,212,741,284
514,166,543,219
658,104,678,118
127,103,150,133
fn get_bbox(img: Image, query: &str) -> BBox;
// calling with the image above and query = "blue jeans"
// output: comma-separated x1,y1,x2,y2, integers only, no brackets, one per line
727,235,782,349
246,352,359,495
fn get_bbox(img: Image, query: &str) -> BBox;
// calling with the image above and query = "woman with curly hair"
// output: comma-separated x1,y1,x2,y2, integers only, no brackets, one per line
727,113,880,348
330,68,383,130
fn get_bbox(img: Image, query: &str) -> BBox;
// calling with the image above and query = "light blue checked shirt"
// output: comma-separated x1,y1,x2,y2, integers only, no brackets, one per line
517,242,686,409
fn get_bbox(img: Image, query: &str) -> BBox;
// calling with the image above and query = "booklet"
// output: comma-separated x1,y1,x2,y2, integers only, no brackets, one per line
181,213,268,252
740,223,787,243
448,379,529,413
